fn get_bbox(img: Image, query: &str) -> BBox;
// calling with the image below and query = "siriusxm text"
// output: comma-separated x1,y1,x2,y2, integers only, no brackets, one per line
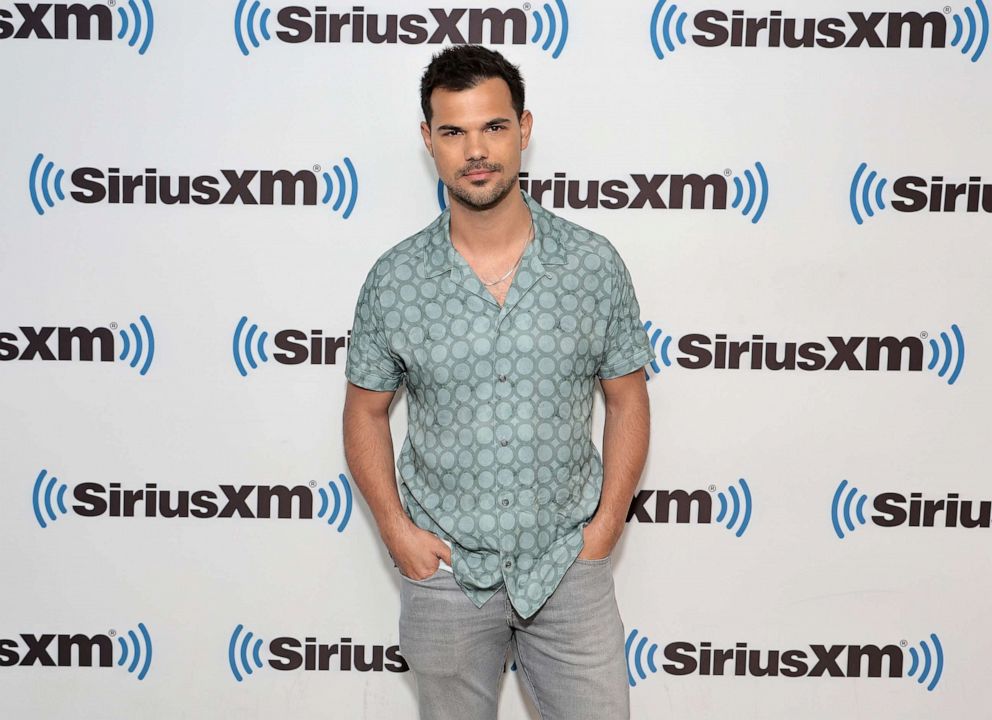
0,3,112,40
874,492,990,528
518,172,726,210
73,483,316,519
693,10,946,49
660,641,902,678
272,5,526,45
268,636,407,672
0,633,113,667
677,334,925,372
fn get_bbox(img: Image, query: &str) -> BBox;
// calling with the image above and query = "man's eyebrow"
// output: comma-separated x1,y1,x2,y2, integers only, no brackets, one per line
436,118,512,132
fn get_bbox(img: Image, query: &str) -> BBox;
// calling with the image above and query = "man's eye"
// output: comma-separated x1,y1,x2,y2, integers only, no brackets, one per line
488,125,506,132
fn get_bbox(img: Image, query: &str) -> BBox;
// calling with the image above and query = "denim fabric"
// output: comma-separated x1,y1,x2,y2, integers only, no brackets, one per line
398,555,629,720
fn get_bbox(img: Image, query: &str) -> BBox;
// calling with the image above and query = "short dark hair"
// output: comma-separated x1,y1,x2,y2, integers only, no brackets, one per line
420,45,525,127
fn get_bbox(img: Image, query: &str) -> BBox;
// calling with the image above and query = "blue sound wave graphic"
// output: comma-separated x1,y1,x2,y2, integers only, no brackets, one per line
235,0,272,56
625,628,660,687
115,623,153,680
229,624,265,682
320,158,359,219
643,320,673,381
849,162,889,225
117,315,155,376
952,0,989,62
650,0,689,60
927,324,965,386
530,0,569,59
232,316,270,377
730,162,769,224
32,469,69,529
907,633,944,691
715,478,752,538
317,474,354,532
437,179,448,212
116,0,155,55
29,153,66,216
831,479,869,540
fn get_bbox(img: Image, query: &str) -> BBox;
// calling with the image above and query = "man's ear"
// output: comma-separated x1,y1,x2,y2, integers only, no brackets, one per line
420,121,434,158
519,110,533,151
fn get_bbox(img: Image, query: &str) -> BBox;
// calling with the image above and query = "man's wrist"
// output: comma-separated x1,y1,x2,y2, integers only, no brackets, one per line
378,512,415,545
587,514,624,543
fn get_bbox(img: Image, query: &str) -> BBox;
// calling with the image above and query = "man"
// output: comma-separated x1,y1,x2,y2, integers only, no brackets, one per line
343,45,652,719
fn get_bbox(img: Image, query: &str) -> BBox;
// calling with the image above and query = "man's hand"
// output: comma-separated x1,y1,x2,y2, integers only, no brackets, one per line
578,519,621,561
383,520,453,580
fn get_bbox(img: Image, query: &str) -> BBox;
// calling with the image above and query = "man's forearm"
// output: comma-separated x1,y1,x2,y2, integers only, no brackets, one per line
342,404,411,542
590,390,650,545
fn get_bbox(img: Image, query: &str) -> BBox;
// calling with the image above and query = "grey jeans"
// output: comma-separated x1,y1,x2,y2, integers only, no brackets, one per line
398,555,630,720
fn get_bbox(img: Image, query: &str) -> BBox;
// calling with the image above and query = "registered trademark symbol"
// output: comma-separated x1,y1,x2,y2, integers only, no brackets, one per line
109,322,118,330
313,164,321,173
108,0,116,6
523,2,532,10
920,331,928,339
309,480,317,488
109,629,116,637
943,6,952,14
900,639,908,647
708,484,717,492
723,168,732,177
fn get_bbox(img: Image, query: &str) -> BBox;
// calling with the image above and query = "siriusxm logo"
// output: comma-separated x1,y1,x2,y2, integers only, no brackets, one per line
228,625,407,680
233,316,351,377
850,163,992,224
28,153,358,218
0,623,153,680
30,469,353,530
650,1,988,62
627,479,752,538
832,479,991,538
0,317,155,376
643,321,966,386
437,163,769,223
235,1,568,58
0,1,154,54
625,629,944,691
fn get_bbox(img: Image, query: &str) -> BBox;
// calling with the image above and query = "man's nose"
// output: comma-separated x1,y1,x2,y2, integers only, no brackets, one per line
464,132,488,161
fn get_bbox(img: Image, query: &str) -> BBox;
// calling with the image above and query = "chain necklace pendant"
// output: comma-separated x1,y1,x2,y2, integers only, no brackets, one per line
480,220,534,287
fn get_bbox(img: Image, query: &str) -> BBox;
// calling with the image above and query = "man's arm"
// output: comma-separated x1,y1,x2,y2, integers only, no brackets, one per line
579,368,650,560
342,382,452,579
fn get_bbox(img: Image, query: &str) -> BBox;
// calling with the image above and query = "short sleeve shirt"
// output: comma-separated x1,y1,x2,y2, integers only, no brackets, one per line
346,191,652,619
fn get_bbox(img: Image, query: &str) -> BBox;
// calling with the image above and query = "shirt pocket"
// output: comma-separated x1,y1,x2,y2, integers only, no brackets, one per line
548,296,607,378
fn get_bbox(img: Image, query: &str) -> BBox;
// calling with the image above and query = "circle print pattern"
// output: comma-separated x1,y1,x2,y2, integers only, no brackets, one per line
345,193,653,618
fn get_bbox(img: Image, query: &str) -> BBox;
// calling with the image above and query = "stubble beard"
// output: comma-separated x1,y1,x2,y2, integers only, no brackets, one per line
445,169,520,212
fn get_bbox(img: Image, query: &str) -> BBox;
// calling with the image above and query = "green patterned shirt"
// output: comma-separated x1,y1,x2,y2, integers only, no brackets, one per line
346,191,652,618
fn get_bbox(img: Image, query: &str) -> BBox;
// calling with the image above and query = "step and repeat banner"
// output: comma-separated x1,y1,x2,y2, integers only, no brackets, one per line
1,1,989,718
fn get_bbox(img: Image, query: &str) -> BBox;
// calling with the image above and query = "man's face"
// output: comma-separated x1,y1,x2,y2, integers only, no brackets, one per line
421,76,532,212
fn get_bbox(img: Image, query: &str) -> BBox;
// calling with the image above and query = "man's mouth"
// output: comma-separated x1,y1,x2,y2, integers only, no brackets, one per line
463,168,497,180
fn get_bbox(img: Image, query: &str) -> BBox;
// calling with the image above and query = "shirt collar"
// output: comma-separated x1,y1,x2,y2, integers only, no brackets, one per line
421,190,568,279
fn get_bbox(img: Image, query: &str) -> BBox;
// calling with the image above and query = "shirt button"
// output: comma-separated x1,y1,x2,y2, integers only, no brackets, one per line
504,560,513,569
499,439,509,447
497,374,507,382
501,498,510,507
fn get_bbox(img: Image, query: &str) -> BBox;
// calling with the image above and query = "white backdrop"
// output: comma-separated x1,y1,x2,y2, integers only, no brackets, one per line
1,0,990,718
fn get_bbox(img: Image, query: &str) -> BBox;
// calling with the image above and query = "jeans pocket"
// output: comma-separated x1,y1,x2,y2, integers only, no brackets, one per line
399,566,442,583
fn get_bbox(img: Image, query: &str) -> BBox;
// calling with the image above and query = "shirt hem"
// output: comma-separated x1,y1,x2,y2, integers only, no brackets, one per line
597,349,654,380
345,368,402,392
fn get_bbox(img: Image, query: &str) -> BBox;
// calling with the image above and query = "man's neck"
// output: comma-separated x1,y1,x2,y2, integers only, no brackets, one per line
449,190,532,258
